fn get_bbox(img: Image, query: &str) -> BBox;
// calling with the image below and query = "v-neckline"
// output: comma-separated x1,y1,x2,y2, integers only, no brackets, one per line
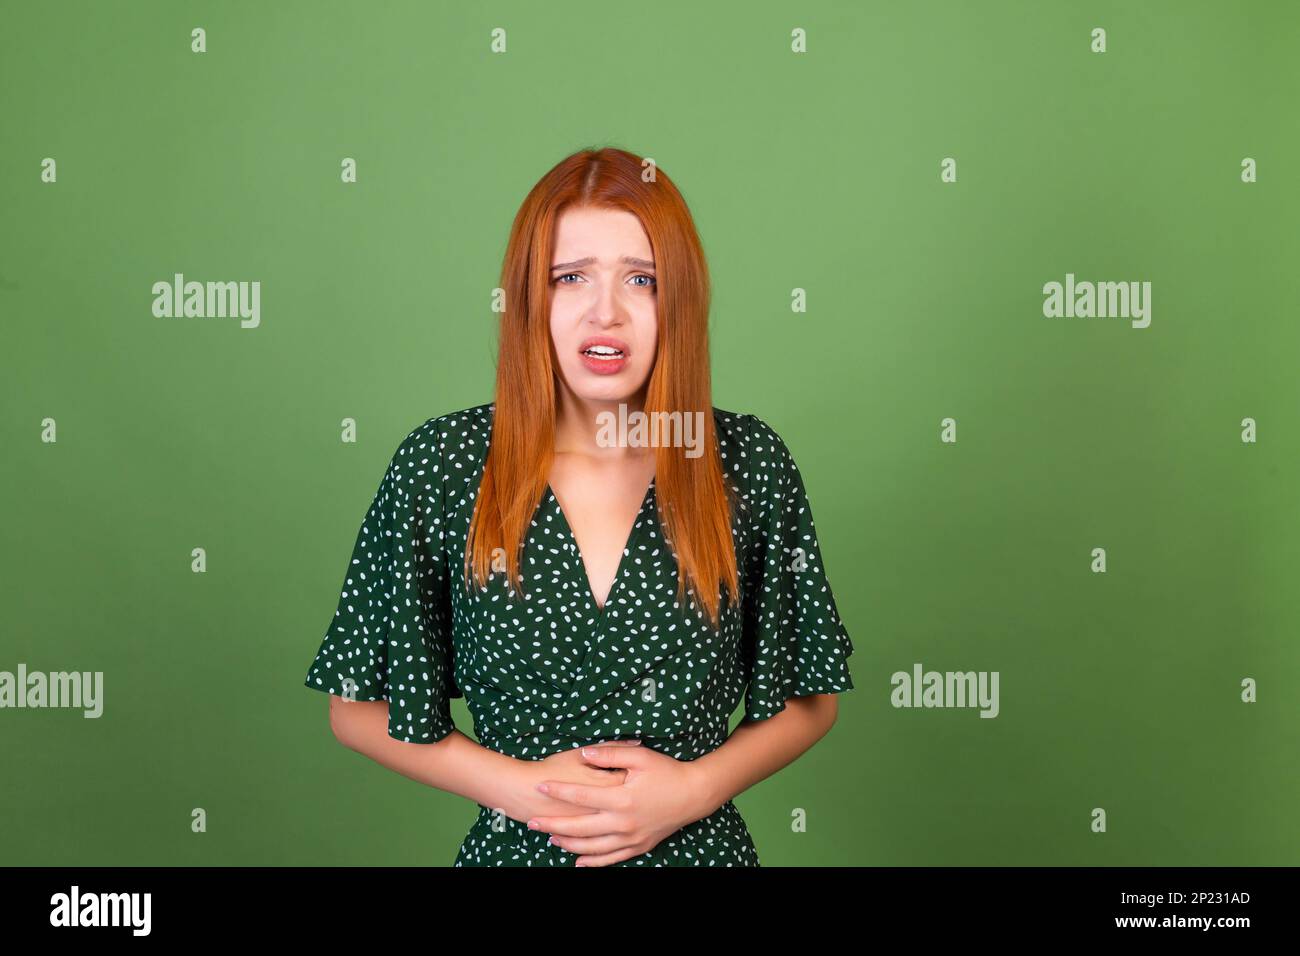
544,477,656,618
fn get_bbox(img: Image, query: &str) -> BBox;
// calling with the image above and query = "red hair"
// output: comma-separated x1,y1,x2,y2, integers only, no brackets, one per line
463,146,739,628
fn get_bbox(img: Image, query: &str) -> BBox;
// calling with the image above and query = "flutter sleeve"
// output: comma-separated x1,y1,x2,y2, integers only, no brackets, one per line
740,414,855,723
303,425,460,743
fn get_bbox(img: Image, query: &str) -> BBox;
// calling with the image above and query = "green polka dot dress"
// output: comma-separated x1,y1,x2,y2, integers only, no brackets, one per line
303,403,855,866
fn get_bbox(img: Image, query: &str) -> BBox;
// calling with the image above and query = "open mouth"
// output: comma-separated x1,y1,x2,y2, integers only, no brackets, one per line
578,337,630,374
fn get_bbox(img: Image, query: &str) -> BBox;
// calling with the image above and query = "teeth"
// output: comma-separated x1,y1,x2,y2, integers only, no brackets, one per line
583,346,623,356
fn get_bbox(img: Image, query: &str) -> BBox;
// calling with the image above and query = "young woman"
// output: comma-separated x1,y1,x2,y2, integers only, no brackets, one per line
304,146,855,866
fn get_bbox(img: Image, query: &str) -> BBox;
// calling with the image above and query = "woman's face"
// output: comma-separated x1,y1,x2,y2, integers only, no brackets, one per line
548,205,658,407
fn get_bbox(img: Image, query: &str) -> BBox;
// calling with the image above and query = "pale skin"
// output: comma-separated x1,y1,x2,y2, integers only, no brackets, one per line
325,204,840,866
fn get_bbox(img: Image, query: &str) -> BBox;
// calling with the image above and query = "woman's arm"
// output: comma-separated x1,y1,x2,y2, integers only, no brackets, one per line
529,693,841,866
689,693,839,811
327,695,520,809
325,695,633,822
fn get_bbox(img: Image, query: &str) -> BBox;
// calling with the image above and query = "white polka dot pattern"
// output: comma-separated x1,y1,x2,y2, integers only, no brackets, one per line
304,403,855,865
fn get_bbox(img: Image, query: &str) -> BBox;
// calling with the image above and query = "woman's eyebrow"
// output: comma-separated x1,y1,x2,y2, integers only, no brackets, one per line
550,256,656,271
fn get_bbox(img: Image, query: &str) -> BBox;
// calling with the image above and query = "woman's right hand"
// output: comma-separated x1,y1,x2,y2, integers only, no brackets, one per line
497,740,641,823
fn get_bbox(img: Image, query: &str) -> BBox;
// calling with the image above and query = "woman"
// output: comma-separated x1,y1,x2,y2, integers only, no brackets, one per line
304,146,855,866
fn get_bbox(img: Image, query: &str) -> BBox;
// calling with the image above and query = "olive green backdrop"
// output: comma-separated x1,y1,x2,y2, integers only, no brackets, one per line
2,0,1297,866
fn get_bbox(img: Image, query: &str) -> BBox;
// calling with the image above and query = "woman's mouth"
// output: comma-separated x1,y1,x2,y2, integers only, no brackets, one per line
578,338,629,375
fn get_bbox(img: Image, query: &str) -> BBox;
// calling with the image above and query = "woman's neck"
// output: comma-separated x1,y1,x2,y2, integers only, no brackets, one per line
553,387,647,458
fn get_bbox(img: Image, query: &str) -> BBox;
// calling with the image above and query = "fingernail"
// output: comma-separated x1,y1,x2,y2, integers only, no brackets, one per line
536,783,548,793
581,747,595,757
526,819,539,830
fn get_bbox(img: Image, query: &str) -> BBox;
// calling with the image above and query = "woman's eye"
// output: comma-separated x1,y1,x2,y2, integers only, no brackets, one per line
552,272,655,287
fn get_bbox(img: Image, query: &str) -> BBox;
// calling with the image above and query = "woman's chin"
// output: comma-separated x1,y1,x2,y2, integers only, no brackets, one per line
560,374,649,406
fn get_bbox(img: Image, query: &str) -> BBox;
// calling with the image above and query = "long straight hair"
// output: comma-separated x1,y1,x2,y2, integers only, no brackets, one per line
463,146,739,628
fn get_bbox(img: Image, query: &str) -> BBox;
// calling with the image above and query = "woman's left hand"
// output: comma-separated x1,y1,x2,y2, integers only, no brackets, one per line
526,744,718,866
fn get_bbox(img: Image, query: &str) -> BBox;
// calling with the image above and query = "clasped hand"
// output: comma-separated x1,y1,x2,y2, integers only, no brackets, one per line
513,740,715,867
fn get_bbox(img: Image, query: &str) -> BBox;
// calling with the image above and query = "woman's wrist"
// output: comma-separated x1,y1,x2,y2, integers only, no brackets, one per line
684,755,732,820
473,749,533,819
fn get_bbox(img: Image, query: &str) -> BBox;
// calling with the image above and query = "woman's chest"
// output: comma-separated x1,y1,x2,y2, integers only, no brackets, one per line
442,479,750,703
545,452,658,612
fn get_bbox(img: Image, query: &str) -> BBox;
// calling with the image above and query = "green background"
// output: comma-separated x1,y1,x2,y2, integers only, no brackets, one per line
2,0,1296,866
